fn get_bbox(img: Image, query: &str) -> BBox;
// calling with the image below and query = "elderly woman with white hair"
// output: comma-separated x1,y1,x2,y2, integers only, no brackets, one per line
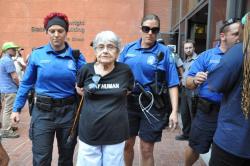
76,31,134,166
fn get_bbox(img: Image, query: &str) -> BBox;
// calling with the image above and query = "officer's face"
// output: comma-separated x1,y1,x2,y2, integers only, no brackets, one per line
221,22,241,49
47,25,67,50
184,43,195,57
140,20,159,48
94,41,119,65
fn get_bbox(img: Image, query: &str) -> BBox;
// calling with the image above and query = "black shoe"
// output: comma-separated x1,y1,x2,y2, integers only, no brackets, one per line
175,134,189,141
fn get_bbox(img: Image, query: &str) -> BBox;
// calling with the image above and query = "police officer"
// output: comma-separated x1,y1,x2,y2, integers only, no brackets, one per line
185,18,241,166
208,14,250,166
119,14,179,166
11,12,86,166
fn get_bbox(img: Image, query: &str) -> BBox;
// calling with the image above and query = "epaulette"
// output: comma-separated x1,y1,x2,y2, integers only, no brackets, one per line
33,46,44,50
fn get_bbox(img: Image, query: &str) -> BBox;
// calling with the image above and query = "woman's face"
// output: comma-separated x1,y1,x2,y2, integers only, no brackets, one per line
95,41,118,65
47,25,67,50
141,19,160,48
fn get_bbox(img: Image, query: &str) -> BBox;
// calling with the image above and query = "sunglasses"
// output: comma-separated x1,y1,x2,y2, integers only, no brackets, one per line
87,74,101,93
220,18,240,33
141,26,160,34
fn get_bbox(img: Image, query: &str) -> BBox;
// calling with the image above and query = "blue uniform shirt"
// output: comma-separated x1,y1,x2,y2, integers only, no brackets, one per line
188,46,223,103
13,43,86,112
0,54,18,93
119,39,179,90
208,43,250,158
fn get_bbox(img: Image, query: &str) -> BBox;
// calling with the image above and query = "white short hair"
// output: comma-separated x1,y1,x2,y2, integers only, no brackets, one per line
93,31,121,51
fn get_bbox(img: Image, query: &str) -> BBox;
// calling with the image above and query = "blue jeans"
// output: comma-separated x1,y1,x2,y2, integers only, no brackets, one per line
30,103,77,166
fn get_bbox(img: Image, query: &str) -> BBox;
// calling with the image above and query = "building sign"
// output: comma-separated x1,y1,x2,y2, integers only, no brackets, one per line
31,20,85,42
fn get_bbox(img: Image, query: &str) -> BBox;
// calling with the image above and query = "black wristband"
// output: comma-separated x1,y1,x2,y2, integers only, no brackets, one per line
193,79,198,86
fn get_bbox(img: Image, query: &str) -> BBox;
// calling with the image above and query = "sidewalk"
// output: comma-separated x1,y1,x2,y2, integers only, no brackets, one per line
2,104,206,166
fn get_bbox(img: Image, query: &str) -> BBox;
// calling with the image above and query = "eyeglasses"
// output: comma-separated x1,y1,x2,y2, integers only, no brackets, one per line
87,74,101,93
220,18,240,33
141,26,160,34
95,44,117,52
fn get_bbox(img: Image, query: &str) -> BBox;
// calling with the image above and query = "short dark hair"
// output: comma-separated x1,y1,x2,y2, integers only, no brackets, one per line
141,14,160,28
184,39,195,47
220,18,241,33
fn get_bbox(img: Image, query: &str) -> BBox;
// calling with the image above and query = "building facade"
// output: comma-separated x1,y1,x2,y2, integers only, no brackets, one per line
1,0,248,61
169,0,250,58
0,0,172,62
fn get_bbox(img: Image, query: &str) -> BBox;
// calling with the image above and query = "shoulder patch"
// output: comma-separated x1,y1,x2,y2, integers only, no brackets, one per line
147,56,156,65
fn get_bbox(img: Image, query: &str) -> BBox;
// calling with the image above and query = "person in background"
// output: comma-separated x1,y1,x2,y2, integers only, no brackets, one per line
11,12,86,166
175,39,198,141
208,13,250,166
0,42,20,138
184,18,241,166
167,44,184,79
76,30,134,166
157,39,184,78
13,48,26,81
119,14,179,166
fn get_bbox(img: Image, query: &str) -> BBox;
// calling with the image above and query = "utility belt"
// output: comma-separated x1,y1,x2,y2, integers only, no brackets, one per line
35,95,76,111
197,98,220,114
149,83,170,110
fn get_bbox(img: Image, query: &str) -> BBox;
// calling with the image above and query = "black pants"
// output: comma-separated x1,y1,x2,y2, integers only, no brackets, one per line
30,103,77,166
180,87,194,137
209,143,250,166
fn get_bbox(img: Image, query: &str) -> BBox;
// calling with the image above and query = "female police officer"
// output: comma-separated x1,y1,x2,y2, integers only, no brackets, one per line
119,14,179,166
11,12,86,166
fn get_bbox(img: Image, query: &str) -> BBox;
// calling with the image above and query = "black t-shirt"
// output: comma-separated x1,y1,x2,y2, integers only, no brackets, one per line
77,62,134,145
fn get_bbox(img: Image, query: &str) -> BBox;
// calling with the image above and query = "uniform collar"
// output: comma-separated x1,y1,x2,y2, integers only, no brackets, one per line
134,38,159,55
214,44,224,55
44,42,72,58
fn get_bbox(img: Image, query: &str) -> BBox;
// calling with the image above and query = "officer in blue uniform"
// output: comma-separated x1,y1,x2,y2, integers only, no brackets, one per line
11,12,86,166
185,18,241,166
119,14,179,166
208,14,250,166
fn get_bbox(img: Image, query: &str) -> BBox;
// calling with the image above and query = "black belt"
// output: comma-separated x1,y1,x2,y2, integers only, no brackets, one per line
36,95,75,107
197,98,220,113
